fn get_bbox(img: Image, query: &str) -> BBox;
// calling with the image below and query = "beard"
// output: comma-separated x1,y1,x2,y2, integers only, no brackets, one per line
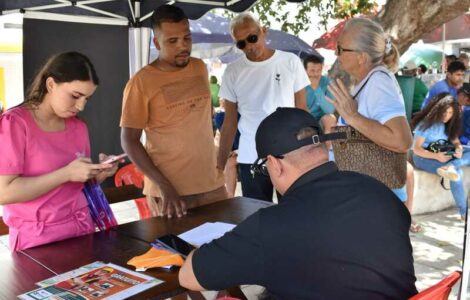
175,58,190,68
174,51,191,68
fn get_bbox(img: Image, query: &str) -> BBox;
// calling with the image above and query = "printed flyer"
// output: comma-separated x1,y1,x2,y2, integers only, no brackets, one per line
18,263,162,300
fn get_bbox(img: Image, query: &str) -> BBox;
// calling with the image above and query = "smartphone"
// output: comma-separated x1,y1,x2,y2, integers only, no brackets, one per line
155,234,195,257
101,153,127,164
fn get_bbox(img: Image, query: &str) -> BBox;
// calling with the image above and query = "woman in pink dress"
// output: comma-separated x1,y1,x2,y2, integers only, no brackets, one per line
0,52,118,251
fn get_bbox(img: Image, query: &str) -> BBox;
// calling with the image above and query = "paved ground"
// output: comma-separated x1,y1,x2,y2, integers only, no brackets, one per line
411,209,464,298
0,191,467,299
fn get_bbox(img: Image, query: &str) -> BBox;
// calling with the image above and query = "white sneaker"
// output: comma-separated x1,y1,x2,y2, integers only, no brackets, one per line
437,165,460,182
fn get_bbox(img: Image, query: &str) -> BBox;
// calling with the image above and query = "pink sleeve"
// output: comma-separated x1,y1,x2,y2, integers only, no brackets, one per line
0,112,26,175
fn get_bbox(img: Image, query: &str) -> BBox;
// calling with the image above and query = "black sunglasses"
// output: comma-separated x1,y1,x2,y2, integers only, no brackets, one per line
336,44,358,55
250,155,284,177
236,34,259,50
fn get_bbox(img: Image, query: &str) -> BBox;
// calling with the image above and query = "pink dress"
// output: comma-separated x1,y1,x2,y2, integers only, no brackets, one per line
0,106,95,251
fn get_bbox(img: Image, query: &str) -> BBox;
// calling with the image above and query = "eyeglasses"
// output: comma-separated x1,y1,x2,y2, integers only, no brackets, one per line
336,44,358,56
236,33,259,50
250,155,284,177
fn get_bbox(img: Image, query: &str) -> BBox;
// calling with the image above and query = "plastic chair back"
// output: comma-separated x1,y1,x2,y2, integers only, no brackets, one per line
0,217,8,235
115,163,144,188
409,271,461,300
114,164,151,219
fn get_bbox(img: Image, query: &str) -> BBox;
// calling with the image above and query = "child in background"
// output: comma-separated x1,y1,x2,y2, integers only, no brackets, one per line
412,93,470,220
0,52,119,251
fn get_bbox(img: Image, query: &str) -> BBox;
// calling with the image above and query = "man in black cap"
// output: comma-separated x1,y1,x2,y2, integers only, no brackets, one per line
458,83,470,145
179,108,417,299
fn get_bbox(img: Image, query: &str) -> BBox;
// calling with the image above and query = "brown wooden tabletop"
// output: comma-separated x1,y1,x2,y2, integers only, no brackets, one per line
116,197,271,243
18,196,271,299
0,248,55,299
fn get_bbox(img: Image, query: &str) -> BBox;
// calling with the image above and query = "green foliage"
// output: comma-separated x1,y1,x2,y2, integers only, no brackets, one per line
224,0,378,35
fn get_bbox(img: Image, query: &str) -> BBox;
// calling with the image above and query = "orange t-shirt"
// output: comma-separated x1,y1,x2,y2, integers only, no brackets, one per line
120,58,224,197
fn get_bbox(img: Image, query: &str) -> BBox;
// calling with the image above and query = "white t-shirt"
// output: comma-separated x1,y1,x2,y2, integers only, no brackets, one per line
219,50,310,163
349,65,406,124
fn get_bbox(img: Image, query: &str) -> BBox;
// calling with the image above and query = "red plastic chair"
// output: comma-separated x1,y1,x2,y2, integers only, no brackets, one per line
409,271,461,300
114,163,152,219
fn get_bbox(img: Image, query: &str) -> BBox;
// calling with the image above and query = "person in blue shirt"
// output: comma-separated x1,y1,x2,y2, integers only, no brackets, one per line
457,83,470,145
412,93,470,220
421,61,466,109
303,55,336,137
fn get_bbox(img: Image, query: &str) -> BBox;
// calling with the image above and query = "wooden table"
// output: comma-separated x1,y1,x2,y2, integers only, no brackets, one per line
0,248,55,299
13,197,270,299
117,196,271,243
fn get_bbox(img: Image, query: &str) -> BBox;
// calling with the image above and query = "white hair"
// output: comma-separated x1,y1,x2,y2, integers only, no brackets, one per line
229,12,261,37
343,18,400,72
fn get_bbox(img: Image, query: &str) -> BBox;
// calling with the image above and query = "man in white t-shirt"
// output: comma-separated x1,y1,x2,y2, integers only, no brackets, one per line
216,12,310,202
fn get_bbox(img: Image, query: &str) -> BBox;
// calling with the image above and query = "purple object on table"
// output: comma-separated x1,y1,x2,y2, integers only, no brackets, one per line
83,180,118,231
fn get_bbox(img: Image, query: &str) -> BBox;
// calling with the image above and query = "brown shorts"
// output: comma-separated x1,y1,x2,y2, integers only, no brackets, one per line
146,185,228,216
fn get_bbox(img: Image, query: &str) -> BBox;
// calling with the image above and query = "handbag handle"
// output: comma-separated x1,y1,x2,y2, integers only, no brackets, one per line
339,69,390,126
352,70,389,100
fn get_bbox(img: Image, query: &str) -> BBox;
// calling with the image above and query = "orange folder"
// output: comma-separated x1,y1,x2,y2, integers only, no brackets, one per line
127,247,185,271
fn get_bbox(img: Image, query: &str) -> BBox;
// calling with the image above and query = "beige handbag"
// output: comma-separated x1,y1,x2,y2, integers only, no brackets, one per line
331,125,407,189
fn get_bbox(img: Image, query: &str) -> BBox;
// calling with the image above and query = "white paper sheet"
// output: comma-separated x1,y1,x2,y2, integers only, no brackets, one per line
178,222,236,247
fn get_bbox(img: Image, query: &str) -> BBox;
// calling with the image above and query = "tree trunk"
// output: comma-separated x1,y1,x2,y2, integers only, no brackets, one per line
329,0,469,85
377,0,470,54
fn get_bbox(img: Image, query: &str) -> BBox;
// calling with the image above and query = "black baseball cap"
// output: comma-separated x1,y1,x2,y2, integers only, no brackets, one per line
254,108,346,160
459,83,470,97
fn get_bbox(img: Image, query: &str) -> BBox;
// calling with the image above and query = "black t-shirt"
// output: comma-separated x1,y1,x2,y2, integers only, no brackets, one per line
192,162,417,299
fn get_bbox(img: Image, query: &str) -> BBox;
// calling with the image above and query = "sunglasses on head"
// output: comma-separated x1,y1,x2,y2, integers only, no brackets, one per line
250,155,284,177
236,34,259,50
336,44,358,56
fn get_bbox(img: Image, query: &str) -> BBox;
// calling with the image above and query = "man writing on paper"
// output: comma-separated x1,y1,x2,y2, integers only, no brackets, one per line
179,108,417,299
120,5,226,219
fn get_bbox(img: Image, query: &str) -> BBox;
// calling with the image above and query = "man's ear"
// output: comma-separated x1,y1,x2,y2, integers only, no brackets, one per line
153,36,161,51
261,26,268,36
267,155,282,177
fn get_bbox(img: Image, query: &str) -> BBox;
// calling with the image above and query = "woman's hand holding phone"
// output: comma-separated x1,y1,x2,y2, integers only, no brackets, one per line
94,153,126,183
65,157,106,182
100,153,127,165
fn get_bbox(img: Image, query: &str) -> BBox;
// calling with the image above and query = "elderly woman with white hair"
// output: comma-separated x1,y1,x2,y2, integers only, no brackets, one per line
327,18,416,222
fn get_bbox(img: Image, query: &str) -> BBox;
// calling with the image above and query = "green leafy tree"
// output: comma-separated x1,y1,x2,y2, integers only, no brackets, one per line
229,0,378,35
225,0,470,54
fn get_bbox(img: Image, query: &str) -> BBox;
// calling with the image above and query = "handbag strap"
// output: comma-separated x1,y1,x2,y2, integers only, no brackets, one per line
339,69,390,125
352,70,389,99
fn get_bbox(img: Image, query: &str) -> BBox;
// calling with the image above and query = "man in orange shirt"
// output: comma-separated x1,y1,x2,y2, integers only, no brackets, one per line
120,5,226,218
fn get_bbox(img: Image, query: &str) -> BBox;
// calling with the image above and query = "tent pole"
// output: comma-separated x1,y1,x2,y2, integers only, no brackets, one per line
76,4,128,19
78,0,119,4
2,3,70,14
129,1,146,76
128,0,136,23
442,23,446,72
23,11,127,26
140,11,153,22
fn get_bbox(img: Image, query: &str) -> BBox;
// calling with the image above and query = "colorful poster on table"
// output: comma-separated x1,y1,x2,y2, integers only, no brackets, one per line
18,262,162,300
